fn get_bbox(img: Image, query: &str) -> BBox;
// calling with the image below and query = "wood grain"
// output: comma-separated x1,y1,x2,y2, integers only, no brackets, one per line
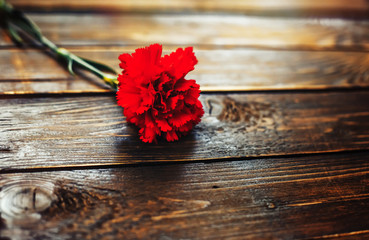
8,0,369,17
1,13,369,50
1,47,369,94
1,1,368,239
0,152,368,239
1,91,369,170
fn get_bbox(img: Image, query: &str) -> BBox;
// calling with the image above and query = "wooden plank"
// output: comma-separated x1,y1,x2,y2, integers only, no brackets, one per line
1,13,369,50
8,0,369,17
0,152,368,239
1,91,369,170
1,47,369,94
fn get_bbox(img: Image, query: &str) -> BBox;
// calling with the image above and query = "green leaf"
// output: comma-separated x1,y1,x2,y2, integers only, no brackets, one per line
11,8,42,40
67,59,75,75
6,23,23,45
9,17,40,41
79,57,117,74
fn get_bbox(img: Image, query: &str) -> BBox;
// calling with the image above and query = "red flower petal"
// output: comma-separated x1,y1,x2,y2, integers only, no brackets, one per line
119,44,163,85
165,130,179,142
183,87,201,105
117,44,203,143
174,79,197,92
162,47,198,80
156,118,172,132
168,107,194,128
178,121,196,133
166,95,183,111
139,127,158,143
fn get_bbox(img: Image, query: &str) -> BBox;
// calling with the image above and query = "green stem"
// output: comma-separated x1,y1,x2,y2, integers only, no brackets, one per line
0,0,118,90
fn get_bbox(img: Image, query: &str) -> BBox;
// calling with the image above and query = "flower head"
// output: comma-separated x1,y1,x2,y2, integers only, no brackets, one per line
117,44,204,143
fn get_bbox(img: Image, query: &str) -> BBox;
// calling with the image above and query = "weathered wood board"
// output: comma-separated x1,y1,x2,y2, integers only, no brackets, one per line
1,91,369,170
1,48,369,94
0,152,368,239
1,0,369,239
8,0,369,17
1,13,369,50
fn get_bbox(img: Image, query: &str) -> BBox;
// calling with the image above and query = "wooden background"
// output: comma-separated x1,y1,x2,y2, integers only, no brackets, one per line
1,0,369,239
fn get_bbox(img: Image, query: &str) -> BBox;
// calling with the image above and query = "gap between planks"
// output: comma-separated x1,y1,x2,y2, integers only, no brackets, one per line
0,149,368,174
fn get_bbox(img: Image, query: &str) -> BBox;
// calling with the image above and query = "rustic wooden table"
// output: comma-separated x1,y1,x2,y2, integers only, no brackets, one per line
1,1,369,239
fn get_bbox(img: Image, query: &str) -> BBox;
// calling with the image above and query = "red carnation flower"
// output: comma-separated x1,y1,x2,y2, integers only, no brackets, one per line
116,44,204,143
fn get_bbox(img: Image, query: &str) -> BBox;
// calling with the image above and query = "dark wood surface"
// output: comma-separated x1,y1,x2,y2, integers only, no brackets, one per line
1,13,369,50
1,0,369,239
1,92,369,171
1,152,369,239
1,48,369,94
8,0,369,17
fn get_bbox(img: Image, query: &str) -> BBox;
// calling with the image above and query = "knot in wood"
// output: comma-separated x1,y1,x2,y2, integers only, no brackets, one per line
0,180,55,226
218,97,275,123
